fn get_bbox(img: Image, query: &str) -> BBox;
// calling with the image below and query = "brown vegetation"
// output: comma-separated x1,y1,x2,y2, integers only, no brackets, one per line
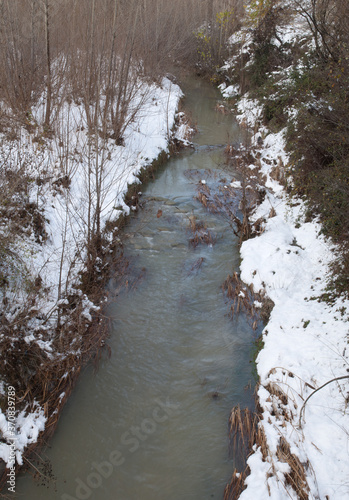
224,404,267,499
196,145,267,245
187,215,216,248
222,272,274,329
225,0,349,297
224,387,312,500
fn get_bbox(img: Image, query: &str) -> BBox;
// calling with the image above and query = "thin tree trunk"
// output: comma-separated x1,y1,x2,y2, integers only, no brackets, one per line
102,0,118,135
44,0,51,128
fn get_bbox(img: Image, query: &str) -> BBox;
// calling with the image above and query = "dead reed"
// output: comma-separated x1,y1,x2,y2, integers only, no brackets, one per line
224,396,311,500
277,437,309,500
187,215,216,248
196,177,266,246
224,404,267,500
222,272,273,329
223,468,249,499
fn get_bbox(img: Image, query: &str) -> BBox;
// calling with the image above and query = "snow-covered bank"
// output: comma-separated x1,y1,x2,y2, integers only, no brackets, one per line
227,98,349,499
218,3,349,495
0,77,183,470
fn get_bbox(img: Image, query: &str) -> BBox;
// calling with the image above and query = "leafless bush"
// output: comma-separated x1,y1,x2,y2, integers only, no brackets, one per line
293,0,349,63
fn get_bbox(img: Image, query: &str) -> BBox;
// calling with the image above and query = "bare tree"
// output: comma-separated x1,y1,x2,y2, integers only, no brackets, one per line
293,0,347,62
43,0,52,128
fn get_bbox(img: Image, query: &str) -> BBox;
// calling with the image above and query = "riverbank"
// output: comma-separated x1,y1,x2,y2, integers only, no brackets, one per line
0,75,188,490
219,16,349,499
238,114,348,500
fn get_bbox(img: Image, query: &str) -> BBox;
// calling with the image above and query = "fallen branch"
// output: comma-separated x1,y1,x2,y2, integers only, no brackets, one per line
298,375,349,428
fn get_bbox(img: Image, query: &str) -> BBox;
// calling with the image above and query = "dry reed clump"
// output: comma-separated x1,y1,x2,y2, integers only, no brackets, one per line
265,382,288,406
277,437,309,500
228,405,268,463
222,272,273,329
259,376,313,499
224,404,268,500
187,215,216,248
264,382,294,423
224,397,311,500
224,468,249,499
196,176,266,246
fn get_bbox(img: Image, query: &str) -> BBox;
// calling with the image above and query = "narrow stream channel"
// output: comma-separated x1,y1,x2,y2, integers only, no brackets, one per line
17,75,255,500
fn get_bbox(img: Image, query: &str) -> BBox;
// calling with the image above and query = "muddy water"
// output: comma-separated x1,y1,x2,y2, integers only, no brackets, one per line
17,76,255,500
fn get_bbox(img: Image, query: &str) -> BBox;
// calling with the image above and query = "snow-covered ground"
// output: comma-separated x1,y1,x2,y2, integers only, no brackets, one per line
221,61,349,500
0,77,183,468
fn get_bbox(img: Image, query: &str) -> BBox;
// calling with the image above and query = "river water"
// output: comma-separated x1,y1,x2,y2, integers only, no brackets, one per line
17,75,255,500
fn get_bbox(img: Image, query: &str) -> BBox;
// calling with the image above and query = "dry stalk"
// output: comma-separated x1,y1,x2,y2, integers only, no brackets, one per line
298,375,349,428
222,272,272,329
187,215,216,248
224,468,249,500
277,437,309,500
196,177,265,246
224,404,268,500
187,257,205,276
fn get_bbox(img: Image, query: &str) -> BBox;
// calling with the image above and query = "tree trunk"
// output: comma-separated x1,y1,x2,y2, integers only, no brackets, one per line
44,0,51,128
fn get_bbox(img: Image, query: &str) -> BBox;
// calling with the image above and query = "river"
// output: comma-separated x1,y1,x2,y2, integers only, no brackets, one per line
17,74,255,500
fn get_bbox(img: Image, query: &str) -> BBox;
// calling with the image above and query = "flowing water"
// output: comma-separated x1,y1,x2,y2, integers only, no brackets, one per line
17,75,255,500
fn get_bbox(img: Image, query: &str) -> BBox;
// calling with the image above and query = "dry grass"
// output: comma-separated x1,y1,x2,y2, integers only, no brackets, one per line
187,215,216,248
222,272,273,329
196,175,266,246
277,437,309,500
224,404,268,500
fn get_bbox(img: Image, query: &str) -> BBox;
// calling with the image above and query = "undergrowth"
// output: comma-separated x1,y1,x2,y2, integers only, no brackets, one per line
226,0,349,299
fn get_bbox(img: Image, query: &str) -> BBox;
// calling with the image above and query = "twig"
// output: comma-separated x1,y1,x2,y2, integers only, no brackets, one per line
23,456,52,482
298,375,349,428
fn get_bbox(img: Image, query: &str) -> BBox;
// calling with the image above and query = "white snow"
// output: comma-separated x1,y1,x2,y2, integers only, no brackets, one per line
219,83,240,99
0,405,46,466
230,181,242,188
